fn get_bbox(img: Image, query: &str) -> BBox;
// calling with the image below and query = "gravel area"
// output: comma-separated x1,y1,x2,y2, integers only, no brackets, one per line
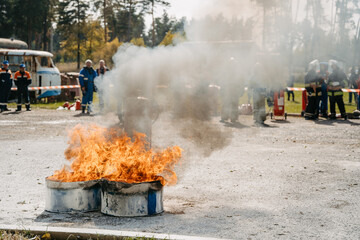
0,109,359,239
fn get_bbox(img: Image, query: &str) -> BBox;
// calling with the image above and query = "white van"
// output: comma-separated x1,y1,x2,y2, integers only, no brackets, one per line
0,49,61,97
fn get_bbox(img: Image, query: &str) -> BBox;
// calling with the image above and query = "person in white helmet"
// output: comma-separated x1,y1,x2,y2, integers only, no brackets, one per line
328,60,347,120
304,60,322,120
79,59,97,114
96,60,110,112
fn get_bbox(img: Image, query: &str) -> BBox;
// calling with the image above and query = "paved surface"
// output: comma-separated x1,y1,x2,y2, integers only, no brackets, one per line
0,109,359,239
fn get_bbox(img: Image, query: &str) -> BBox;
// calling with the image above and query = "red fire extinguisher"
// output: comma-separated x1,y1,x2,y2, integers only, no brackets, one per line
75,100,81,111
301,90,308,116
271,90,287,120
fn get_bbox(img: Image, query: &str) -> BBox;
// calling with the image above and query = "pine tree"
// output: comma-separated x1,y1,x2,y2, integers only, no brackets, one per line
142,0,170,47
58,0,90,69
0,0,14,38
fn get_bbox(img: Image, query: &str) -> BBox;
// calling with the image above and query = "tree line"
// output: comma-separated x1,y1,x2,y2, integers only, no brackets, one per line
252,0,360,70
1,0,360,70
0,0,185,68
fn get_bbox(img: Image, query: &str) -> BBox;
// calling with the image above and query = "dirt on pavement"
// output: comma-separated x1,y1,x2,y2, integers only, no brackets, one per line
0,109,359,239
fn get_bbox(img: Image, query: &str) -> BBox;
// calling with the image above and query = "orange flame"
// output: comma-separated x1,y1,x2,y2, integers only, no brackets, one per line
48,124,182,185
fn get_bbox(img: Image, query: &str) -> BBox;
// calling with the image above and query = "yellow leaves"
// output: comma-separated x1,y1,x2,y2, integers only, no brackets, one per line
159,31,185,46
130,37,146,47
93,38,123,66
41,233,51,240
59,20,110,63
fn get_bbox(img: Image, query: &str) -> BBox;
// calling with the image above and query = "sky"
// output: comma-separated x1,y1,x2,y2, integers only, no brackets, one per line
153,0,331,25
146,0,258,30
155,0,257,21
146,0,343,39
166,0,204,20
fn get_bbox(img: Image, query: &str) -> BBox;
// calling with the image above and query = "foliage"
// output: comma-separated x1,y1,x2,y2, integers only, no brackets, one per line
3,0,360,73
145,11,185,46
142,0,171,46
159,31,181,46
130,38,146,47
0,0,58,49
57,0,90,68
92,38,123,67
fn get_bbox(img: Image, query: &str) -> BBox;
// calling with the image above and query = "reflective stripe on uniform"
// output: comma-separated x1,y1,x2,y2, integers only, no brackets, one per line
329,91,343,97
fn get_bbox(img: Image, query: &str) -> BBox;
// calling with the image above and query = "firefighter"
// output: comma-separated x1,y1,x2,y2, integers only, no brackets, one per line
348,66,358,105
0,60,13,112
319,62,329,118
220,57,244,123
96,60,110,112
287,75,295,102
251,62,267,126
14,64,32,111
304,60,322,120
79,59,97,114
328,60,347,120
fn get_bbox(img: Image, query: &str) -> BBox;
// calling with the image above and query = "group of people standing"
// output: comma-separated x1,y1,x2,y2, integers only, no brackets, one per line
0,59,109,115
0,60,32,112
304,60,357,120
219,58,278,127
78,59,109,115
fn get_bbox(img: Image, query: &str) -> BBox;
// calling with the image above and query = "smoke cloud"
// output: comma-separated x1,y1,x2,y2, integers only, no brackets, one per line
98,1,288,155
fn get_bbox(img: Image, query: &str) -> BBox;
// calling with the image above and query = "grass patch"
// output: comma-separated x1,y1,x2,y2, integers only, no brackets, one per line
7,94,100,110
239,83,358,114
0,230,165,240
7,102,67,110
6,88,358,113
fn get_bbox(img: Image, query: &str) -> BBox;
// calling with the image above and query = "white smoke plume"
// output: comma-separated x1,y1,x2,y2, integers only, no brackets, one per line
98,1,288,154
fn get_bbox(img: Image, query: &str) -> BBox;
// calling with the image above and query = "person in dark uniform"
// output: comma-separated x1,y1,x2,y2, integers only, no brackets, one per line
220,57,244,123
96,60,110,112
348,66,358,104
0,60,13,112
304,60,322,120
79,59,97,114
251,62,267,126
287,75,295,101
14,64,32,111
328,61,347,120
319,62,329,118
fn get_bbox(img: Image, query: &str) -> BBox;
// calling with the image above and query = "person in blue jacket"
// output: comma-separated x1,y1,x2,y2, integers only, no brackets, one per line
79,59,97,114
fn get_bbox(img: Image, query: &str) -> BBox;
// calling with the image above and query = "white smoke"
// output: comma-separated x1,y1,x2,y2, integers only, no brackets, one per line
98,1,288,153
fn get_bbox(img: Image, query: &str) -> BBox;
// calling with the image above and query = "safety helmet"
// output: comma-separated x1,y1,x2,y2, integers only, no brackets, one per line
3,60,9,65
19,64,26,68
329,59,338,68
85,59,93,64
308,59,319,70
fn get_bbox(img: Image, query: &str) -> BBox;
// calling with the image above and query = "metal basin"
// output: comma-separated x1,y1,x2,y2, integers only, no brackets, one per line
101,180,163,217
45,178,101,213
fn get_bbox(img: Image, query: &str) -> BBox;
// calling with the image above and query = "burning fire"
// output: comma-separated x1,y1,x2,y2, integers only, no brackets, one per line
49,124,182,185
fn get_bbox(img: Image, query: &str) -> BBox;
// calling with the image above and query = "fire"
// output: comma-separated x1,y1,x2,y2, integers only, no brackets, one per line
49,124,182,185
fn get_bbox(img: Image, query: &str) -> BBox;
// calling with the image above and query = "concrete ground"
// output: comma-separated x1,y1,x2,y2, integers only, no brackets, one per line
0,109,359,239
